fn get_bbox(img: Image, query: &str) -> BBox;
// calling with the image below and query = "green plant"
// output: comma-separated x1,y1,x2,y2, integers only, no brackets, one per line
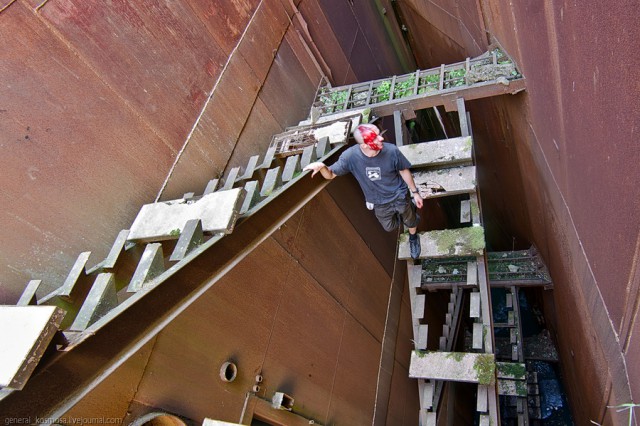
319,89,349,112
418,73,439,94
445,68,466,88
393,76,416,99
374,80,391,102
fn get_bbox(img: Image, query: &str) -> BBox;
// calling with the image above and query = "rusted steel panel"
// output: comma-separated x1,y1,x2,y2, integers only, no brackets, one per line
457,0,488,55
258,264,344,422
315,0,359,68
396,5,465,68
284,30,323,87
134,239,293,420
298,0,351,85
160,53,262,200
334,0,410,77
256,41,316,128
506,0,640,329
38,1,228,145
187,0,260,56
326,316,381,424
627,319,640,415
0,3,176,300
238,0,290,83
60,339,155,424
343,247,390,341
229,97,283,171
405,0,465,51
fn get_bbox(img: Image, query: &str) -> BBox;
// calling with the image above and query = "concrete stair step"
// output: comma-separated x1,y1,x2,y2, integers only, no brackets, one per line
127,188,245,243
409,351,495,384
0,305,65,390
413,165,477,199
398,136,473,169
398,227,485,260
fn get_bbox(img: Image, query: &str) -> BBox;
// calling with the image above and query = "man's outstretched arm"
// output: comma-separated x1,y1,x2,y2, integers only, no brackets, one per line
399,168,424,209
303,162,337,180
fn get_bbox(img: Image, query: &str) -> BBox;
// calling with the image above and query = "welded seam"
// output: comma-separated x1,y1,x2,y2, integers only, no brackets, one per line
154,0,265,202
0,0,17,14
621,231,640,352
34,0,51,11
126,334,160,417
29,3,175,156
371,228,402,426
325,308,347,424
270,206,384,343
527,120,633,406
240,247,293,423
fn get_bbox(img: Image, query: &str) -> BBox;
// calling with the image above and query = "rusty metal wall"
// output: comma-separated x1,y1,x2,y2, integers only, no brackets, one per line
396,0,640,423
59,189,417,425
1,0,418,422
0,0,414,304
0,0,260,301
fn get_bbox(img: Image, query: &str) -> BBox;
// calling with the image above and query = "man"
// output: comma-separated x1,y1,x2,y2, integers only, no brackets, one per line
303,123,423,259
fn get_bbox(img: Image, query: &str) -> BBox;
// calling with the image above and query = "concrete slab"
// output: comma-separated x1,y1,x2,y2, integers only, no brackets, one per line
398,227,485,260
312,121,351,145
470,292,481,318
467,261,478,286
413,294,425,319
398,136,473,168
128,188,245,242
203,420,243,426
420,380,434,408
477,384,488,412
496,362,526,380
497,378,527,396
416,324,428,349
421,411,436,426
413,166,477,199
0,306,65,389
460,199,471,223
409,351,495,384
473,323,484,349
479,414,490,426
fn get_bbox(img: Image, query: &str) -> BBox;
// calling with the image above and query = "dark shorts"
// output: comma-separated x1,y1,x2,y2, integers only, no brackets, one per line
374,194,419,232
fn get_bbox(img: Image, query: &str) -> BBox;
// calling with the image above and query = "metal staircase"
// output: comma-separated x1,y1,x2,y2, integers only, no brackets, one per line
306,45,524,123
0,44,559,425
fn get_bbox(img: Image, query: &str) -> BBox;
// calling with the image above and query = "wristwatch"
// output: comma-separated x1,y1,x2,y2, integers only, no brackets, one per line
411,189,419,194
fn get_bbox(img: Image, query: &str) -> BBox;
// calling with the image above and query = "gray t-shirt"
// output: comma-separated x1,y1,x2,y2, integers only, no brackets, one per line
329,142,412,204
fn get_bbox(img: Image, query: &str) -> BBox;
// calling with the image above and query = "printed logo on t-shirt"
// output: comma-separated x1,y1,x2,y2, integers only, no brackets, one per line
366,167,381,181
